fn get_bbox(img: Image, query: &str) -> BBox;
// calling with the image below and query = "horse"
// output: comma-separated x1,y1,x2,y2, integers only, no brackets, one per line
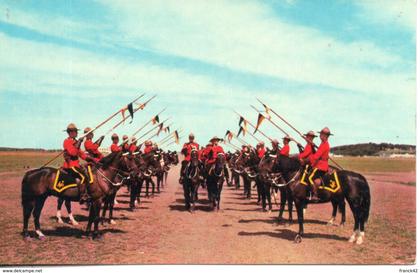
206,153,227,211
259,154,370,244
181,149,203,212
258,153,294,223
21,151,136,240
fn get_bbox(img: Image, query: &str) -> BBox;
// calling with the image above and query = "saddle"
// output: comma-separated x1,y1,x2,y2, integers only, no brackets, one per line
300,165,341,193
53,166,94,193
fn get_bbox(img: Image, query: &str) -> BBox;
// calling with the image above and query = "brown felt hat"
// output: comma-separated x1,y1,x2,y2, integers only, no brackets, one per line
65,123,79,131
318,127,333,136
84,127,92,134
210,136,221,142
304,130,317,137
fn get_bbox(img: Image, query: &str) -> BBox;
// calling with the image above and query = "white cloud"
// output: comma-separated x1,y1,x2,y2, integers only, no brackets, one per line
102,0,415,99
354,0,416,30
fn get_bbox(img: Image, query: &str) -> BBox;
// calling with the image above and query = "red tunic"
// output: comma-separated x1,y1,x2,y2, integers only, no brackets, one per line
279,144,290,157
207,145,225,164
144,146,153,154
110,143,121,153
84,139,103,161
257,147,266,159
182,142,200,161
309,141,330,171
298,143,313,160
129,144,138,153
63,137,86,168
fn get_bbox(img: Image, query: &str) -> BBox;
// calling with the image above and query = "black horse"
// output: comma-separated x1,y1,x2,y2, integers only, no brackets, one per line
181,150,203,212
206,154,227,211
259,154,370,244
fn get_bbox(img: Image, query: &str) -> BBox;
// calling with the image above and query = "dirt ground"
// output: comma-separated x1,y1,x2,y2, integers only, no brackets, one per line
0,165,416,265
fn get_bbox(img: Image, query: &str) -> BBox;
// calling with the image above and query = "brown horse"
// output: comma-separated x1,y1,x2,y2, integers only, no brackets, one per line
21,151,136,240
259,154,370,244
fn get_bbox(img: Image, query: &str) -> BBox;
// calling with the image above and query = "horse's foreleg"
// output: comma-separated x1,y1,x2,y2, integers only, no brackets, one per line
295,200,304,243
287,190,294,225
278,188,286,222
109,194,116,225
92,201,102,239
339,201,346,226
64,199,78,226
101,199,108,225
266,184,272,212
33,195,47,240
56,198,64,224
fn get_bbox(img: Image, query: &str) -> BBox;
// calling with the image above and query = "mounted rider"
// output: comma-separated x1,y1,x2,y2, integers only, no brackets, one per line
179,133,200,183
128,137,138,153
122,135,130,152
298,130,317,160
205,136,229,181
307,127,332,202
62,123,92,204
143,140,153,154
269,139,280,155
279,136,291,157
83,127,104,162
256,141,266,159
110,133,122,153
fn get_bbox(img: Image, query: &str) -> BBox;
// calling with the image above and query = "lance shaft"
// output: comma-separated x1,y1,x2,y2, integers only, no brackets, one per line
233,110,272,142
257,98,344,170
130,107,166,138
41,93,145,168
105,95,157,136
159,129,183,146
250,105,299,144
161,135,184,149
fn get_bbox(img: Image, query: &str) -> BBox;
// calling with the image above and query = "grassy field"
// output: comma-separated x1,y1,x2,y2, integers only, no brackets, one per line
332,156,416,173
0,151,63,173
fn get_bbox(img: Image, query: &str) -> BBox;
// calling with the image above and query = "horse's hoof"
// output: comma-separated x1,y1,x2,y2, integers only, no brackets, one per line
23,234,32,241
348,233,357,243
38,235,46,241
57,218,64,224
294,234,302,244
327,220,334,226
71,221,79,226
92,233,103,240
268,210,272,214
110,220,116,225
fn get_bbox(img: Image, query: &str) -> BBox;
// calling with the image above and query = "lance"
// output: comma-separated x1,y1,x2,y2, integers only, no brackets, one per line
104,95,158,136
233,110,273,142
158,129,183,146
122,117,171,146
224,140,241,151
250,105,299,144
161,134,184,149
147,122,174,141
128,107,166,139
256,98,344,170
41,93,146,167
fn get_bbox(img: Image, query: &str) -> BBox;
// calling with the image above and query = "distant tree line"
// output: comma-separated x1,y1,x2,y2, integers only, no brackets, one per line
331,143,416,156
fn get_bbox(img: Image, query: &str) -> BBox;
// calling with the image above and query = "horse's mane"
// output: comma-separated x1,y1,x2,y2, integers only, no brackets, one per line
99,152,121,169
276,154,301,173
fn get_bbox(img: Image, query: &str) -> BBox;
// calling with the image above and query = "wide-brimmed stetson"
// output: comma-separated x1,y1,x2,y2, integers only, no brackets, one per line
84,127,93,134
210,136,222,142
64,123,79,132
318,127,333,136
303,131,317,138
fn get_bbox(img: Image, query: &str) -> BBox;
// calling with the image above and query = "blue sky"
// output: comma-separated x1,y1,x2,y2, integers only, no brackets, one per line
0,0,416,151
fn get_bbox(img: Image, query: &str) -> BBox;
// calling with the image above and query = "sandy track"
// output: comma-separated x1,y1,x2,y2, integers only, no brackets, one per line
0,166,415,264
